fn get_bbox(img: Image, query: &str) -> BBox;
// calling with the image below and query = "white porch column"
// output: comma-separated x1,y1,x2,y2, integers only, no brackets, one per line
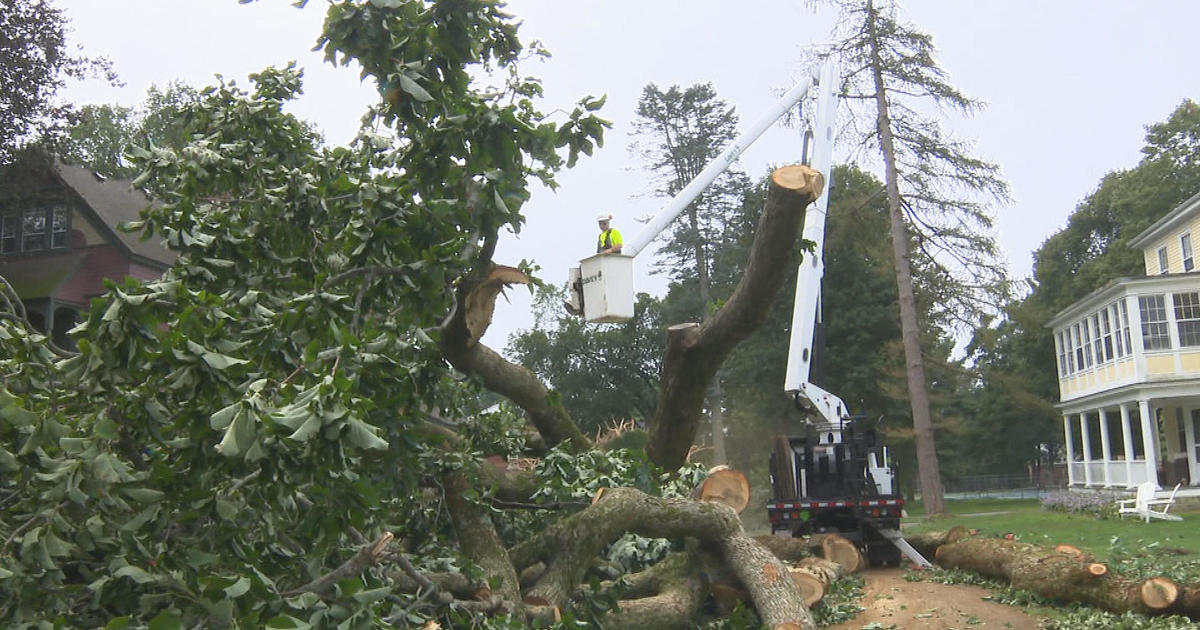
1139,399,1159,487
1121,403,1135,487
1063,414,1076,486
1080,412,1094,486
1098,408,1113,487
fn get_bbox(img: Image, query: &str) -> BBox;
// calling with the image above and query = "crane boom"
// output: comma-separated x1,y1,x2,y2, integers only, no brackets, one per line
783,59,847,423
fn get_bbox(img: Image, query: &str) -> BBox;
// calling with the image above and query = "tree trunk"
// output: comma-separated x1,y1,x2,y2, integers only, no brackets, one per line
692,464,751,514
925,535,1200,619
688,203,728,465
646,165,825,472
509,487,816,629
789,557,851,606
865,0,946,516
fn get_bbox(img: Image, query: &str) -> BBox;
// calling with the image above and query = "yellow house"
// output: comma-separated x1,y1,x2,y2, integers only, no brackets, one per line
1048,191,1200,490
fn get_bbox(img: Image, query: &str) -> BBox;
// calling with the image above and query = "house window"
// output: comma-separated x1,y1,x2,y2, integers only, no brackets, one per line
1081,319,1093,367
1072,324,1084,369
1140,294,1171,350
1159,246,1170,274
1057,331,1069,376
0,206,70,256
0,213,15,254
1119,299,1132,354
1183,233,1195,272
1099,309,1114,361
1175,291,1200,346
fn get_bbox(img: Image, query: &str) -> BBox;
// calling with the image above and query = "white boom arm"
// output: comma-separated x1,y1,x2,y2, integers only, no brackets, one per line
783,59,848,424
622,75,817,257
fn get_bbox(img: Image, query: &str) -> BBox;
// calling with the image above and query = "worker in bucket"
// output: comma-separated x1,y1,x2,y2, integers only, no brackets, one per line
596,213,623,254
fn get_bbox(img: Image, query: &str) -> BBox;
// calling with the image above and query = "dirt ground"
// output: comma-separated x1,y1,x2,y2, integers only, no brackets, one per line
824,568,1045,630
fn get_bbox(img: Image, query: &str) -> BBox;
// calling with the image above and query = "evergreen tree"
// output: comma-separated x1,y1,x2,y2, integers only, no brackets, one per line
812,0,1010,514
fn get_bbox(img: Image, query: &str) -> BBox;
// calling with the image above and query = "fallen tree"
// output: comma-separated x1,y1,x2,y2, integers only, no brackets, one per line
0,2,838,628
910,529,1200,620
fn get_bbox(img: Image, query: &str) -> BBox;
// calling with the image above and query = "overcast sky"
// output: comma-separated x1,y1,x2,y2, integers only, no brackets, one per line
58,1,1200,351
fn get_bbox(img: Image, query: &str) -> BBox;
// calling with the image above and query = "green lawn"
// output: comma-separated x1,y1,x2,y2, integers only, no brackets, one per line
902,497,1200,563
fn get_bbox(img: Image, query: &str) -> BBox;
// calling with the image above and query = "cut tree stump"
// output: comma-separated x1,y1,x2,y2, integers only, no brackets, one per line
692,465,751,514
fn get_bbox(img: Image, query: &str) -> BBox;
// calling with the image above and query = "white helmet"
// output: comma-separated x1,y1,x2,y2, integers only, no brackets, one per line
596,213,612,222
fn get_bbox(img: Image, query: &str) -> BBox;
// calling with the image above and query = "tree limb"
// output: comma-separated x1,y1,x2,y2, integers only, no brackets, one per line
645,165,824,472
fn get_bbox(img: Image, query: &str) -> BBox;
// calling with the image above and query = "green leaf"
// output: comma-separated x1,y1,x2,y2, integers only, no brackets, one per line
147,610,182,630
122,487,166,503
103,617,131,630
215,498,239,521
114,565,158,584
397,73,433,103
224,576,251,598
345,419,388,450
266,615,311,630
286,412,322,442
216,410,256,457
351,586,390,604
210,402,240,430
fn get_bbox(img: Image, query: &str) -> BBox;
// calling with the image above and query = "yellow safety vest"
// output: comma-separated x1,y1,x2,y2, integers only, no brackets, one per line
597,228,623,253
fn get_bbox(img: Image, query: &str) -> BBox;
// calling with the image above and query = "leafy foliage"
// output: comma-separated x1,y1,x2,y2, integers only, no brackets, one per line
0,0,608,626
55,82,204,179
0,0,115,162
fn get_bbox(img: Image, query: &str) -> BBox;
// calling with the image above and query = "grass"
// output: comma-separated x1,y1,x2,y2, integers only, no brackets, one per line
894,497,1200,628
902,497,1200,562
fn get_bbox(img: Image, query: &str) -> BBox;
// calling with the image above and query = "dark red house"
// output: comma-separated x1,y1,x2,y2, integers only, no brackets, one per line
0,158,175,348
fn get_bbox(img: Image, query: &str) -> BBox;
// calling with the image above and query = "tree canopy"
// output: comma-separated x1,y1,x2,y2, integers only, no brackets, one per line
0,2,833,628
0,0,115,162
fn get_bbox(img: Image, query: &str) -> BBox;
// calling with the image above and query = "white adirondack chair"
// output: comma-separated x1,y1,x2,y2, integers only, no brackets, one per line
1117,481,1183,523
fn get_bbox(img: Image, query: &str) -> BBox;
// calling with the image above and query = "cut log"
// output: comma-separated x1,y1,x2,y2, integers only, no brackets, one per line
814,533,864,573
692,465,751,514
772,435,797,501
1142,577,1180,610
904,526,971,560
932,536,1183,616
788,557,848,606
752,534,813,564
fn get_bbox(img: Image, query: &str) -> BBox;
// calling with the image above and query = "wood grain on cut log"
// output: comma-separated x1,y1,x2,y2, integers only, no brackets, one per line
932,537,1184,617
789,557,849,606
815,533,864,573
693,465,751,514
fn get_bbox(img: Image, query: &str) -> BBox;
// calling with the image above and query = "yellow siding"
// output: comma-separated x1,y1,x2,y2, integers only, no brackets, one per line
1181,352,1200,373
1117,359,1134,378
1141,214,1200,274
1147,354,1177,375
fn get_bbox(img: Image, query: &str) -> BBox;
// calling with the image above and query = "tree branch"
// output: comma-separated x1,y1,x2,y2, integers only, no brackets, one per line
645,165,823,472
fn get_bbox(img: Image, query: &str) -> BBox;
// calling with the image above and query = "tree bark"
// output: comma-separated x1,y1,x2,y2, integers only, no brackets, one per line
789,556,851,606
439,263,590,452
646,165,825,472
927,535,1197,618
865,0,946,515
443,473,524,619
509,487,816,629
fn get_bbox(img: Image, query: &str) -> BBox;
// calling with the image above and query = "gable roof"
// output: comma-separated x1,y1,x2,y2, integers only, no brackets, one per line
52,162,176,267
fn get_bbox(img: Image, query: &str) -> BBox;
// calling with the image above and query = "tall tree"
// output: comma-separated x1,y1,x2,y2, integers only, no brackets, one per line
814,0,1011,514
631,82,745,463
0,0,114,162
56,82,203,179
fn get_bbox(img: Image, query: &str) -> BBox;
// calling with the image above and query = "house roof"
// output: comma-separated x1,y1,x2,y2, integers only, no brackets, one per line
1127,190,1200,250
52,162,176,267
